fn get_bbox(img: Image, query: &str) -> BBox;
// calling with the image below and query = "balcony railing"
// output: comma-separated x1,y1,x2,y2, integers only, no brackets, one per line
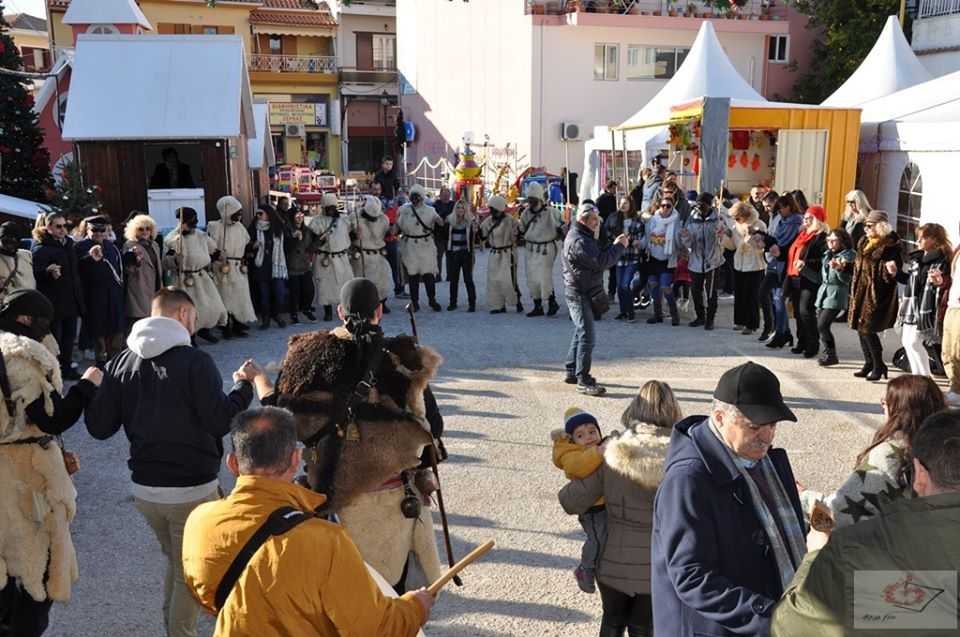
919,0,960,17
249,53,337,74
527,0,787,19
339,65,398,84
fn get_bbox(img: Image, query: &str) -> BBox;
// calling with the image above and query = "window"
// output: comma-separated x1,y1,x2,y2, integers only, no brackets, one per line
594,43,619,81
306,132,329,169
373,34,396,70
768,35,788,63
897,162,923,248
626,46,690,80
202,26,218,35
269,35,282,51
86,24,119,34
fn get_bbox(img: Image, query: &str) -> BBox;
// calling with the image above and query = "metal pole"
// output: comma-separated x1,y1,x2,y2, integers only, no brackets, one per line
563,140,570,205
621,130,629,194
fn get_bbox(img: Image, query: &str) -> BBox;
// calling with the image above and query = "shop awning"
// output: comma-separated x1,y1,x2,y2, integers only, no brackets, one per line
251,24,335,37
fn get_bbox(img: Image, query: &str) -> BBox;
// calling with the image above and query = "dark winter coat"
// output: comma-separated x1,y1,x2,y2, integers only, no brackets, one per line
284,223,318,276
596,191,617,222
561,222,624,295
85,316,254,487
31,234,85,319
762,213,802,277
815,248,856,311
247,222,291,282
76,238,126,339
896,248,950,336
847,233,903,334
559,424,670,596
651,416,805,637
783,232,827,292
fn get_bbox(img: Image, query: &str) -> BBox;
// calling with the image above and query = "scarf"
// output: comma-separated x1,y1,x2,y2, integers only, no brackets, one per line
708,418,807,590
786,229,818,277
899,250,945,337
255,221,288,280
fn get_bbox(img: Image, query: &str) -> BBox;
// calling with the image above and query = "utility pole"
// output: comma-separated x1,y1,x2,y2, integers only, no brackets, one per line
899,0,906,26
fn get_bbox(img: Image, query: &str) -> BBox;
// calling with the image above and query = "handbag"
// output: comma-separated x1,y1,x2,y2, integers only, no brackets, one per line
589,288,610,317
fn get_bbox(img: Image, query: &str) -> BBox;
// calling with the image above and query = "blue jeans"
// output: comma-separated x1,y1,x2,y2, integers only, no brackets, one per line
253,277,288,318
772,286,789,335
565,291,595,380
647,271,674,304
616,263,638,316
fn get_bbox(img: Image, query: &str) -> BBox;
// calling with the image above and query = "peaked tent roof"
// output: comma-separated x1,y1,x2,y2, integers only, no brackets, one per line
63,0,152,30
822,16,930,107
62,34,255,141
859,69,960,124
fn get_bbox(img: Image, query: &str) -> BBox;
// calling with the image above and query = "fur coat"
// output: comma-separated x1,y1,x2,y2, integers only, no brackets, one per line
206,219,258,324
559,424,671,596
162,229,229,330
0,332,78,603
847,233,903,334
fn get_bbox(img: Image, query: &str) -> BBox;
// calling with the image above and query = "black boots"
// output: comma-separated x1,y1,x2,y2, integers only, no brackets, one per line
547,294,560,316
429,299,442,312
197,328,219,343
516,301,524,313
863,334,887,381
303,309,317,321
854,336,873,377
647,298,663,324
323,305,333,322
819,349,839,367
381,301,391,314
668,297,680,326
527,300,545,317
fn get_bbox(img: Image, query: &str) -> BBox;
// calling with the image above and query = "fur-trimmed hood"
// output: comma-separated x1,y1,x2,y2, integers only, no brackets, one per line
603,423,671,489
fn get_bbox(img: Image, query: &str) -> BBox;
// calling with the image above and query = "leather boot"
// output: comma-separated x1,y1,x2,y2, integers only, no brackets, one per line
547,294,560,316
667,297,680,326
854,335,873,377
516,300,524,313
647,298,663,324
323,305,333,322
526,300,544,317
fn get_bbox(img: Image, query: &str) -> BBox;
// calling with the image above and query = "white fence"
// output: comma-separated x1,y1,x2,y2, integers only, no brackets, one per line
919,0,960,18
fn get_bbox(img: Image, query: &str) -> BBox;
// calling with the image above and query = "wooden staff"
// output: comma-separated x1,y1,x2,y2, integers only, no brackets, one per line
427,540,494,596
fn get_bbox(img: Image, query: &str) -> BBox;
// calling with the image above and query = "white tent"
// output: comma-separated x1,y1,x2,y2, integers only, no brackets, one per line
580,21,765,200
62,34,255,142
822,15,930,108
0,194,51,220
248,103,276,171
63,0,152,30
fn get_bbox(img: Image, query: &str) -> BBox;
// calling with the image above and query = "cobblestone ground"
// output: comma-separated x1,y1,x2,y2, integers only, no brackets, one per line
50,253,915,636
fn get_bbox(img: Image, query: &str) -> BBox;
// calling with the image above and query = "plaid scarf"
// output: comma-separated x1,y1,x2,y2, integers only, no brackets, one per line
709,418,807,590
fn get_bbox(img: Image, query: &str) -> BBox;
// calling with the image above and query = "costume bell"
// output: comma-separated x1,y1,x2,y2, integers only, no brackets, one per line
308,193,355,322
0,221,36,303
518,183,563,317
349,196,394,313
206,196,257,338
163,207,228,340
480,195,522,314
397,184,444,312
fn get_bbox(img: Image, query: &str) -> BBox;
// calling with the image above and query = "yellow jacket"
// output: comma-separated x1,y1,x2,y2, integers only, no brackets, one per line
182,475,425,637
551,430,604,506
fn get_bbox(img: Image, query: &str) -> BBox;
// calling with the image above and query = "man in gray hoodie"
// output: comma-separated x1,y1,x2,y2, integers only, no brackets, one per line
679,193,726,330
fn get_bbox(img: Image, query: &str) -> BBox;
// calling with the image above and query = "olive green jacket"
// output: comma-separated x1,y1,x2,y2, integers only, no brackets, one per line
772,492,960,636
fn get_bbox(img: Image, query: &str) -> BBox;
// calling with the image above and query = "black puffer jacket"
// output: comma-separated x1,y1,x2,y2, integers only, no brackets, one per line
31,234,85,319
562,222,624,295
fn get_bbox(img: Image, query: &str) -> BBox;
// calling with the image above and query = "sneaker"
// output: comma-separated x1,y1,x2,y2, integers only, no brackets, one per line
688,318,704,328
577,380,607,397
625,313,637,323
733,324,744,331
741,328,755,335
945,390,960,406
574,566,596,594
613,313,626,321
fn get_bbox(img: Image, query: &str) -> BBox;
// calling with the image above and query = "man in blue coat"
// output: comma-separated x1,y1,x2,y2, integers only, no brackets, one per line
651,362,807,636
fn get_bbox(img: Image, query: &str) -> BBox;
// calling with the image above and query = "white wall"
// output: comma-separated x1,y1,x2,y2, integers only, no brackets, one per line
534,24,766,176
912,13,960,78
397,0,533,168
338,13,396,68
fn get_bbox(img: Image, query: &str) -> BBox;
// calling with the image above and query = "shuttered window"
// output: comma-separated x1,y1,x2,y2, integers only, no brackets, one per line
158,23,235,35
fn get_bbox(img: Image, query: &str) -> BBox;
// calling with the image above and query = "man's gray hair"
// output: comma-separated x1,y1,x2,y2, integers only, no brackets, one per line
230,407,298,475
577,203,599,221
712,399,746,425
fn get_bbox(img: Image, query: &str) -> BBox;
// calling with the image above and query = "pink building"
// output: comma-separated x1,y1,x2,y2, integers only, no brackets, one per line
760,2,816,101
398,0,804,180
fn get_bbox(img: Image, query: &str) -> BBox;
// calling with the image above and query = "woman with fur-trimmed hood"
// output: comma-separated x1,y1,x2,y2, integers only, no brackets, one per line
0,290,101,636
558,381,681,637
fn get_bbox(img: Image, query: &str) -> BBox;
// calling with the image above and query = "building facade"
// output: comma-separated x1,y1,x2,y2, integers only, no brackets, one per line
397,0,792,182
912,0,960,77
4,12,51,73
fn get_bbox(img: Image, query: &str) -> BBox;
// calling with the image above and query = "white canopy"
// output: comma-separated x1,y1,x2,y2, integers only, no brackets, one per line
580,21,765,199
248,103,276,170
63,35,255,142
822,16,930,107
63,0,152,30
0,194,51,220
859,70,960,152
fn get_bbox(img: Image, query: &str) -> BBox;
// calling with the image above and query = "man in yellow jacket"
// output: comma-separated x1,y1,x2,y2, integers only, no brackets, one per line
181,406,433,636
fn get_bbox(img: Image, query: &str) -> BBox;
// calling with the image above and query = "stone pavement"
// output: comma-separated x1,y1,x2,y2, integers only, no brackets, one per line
50,253,915,636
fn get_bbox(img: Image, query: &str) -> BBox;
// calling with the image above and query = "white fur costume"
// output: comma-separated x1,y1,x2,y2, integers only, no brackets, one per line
308,213,354,306
520,203,562,302
398,187,443,277
0,250,36,303
349,196,394,301
163,229,229,330
0,333,78,603
480,208,519,309
207,201,258,324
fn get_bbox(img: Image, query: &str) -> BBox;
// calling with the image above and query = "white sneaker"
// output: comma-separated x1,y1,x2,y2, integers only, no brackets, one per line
945,390,960,406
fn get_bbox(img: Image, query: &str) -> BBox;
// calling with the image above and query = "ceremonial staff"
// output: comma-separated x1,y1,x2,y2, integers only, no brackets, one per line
405,302,463,587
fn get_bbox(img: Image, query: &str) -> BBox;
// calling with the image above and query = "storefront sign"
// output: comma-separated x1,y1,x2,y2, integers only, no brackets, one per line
270,103,327,128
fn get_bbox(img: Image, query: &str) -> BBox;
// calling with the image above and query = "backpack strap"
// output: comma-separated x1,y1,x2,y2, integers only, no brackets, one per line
213,506,317,612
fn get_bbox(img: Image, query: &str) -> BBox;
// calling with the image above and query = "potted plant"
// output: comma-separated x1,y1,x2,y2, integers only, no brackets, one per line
685,2,696,16
668,0,679,17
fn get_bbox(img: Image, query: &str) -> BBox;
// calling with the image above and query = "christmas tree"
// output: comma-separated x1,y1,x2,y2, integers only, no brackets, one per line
0,4,53,202
52,157,103,223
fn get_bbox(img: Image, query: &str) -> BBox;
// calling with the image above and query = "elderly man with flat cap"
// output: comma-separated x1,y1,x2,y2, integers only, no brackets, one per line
651,362,807,637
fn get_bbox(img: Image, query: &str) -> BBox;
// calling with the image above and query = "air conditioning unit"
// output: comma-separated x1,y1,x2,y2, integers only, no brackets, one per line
285,123,306,138
560,122,582,141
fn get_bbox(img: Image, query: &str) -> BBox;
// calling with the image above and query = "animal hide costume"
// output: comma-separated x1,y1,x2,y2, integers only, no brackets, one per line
520,205,563,303
480,213,520,309
274,326,445,586
349,199,394,302
0,251,36,303
163,229,229,330
0,333,78,604
206,218,258,324
308,215,355,307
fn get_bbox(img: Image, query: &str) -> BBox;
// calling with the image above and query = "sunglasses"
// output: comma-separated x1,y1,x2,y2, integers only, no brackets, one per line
846,200,856,204
50,223,66,229
660,203,673,208
91,227,108,233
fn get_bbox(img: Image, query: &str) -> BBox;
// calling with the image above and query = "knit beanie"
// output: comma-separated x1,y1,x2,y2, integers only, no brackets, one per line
806,205,826,222
564,406,600,436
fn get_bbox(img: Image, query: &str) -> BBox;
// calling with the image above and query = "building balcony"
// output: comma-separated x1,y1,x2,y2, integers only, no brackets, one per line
339,66,399,85
250,53,337,74
918,0,960,17
338,0,395,16
526,0,787,20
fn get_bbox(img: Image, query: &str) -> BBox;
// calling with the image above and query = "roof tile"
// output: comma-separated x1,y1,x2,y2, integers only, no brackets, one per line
249,9,336,27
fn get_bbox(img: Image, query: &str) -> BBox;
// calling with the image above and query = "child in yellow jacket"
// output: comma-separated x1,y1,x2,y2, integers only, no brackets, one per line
552,406,607,594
